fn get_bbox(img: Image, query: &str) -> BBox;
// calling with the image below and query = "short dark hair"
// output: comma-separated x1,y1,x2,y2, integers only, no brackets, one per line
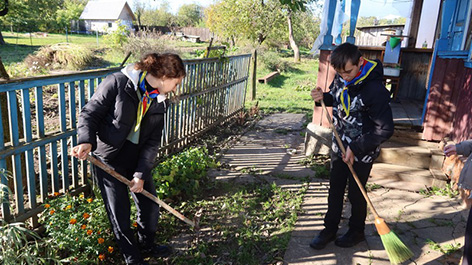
135,53,186,79
330,43,362,71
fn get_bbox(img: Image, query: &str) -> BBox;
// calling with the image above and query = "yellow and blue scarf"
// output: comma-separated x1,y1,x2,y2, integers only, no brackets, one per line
340,58,377,116
135,71,160,132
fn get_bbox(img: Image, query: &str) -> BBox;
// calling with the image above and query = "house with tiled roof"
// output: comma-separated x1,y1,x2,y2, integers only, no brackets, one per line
79,0,135,33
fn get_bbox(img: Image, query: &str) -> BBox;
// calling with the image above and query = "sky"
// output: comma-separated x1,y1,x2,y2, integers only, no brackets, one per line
126,0,413,19
127,0,215,14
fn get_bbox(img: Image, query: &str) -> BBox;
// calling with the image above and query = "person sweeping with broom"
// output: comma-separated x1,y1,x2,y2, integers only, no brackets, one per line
310,42,394,250
71,53,186,265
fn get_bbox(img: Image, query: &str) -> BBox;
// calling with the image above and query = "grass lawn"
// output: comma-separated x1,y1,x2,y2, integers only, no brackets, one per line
246,56,319,121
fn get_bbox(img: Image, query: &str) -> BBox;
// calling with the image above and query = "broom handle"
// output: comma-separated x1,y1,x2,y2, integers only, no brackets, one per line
86,154,196,227
320,100,380,219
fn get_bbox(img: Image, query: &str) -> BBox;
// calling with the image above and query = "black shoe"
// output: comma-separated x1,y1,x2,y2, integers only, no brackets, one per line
334,229,365,248
309,229,337,250
142,245,172,258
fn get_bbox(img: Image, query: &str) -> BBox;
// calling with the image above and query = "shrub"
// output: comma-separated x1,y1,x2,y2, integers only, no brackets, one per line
259,51,290,72
152,147,216,201
0,169,59,264
102,21,130,48
123,31,178,61
39,192,119,264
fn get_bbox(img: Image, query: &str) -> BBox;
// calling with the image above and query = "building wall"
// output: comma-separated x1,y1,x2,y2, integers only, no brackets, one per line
84,19,133,33
423,58,472,142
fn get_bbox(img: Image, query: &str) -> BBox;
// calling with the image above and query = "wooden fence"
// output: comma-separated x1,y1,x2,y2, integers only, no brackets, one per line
0,54,251,224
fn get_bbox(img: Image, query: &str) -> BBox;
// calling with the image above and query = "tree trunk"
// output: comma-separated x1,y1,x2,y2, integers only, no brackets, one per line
287,11,300,62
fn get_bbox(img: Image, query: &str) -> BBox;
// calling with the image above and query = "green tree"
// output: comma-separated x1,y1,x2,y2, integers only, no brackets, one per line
206,0,285,46
55,0,86,32
176,3,203,27
140,3,174,27
279,0,317,61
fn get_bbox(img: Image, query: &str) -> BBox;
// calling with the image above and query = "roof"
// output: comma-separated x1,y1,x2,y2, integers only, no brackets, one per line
79,0,136,20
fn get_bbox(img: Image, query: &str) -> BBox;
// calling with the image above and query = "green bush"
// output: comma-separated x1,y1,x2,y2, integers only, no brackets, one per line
0,169,59,264
40,192,119,264
102,21,130,48
152,147,215,201
259,51,290,72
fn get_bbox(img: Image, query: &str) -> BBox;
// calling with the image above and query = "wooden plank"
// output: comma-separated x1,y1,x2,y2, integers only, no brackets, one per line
21,88,36,209
58,83,69,191
0,99,11,220
69,81,78,188
7,90,25,214
35,86,48,203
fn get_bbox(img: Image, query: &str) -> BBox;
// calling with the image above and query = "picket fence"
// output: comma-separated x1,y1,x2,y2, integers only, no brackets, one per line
0,54,251,223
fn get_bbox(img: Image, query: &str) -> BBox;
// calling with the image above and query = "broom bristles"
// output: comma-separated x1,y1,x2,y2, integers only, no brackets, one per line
380,231,414,264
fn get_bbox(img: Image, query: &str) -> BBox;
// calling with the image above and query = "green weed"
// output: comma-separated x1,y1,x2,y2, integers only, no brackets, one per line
426,239,461,255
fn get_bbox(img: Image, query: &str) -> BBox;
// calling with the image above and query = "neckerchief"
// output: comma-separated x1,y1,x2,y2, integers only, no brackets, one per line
340,58,377,116
135,71,160,132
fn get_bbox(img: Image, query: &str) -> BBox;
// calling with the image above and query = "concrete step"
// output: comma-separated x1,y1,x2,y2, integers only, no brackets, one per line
377,140,432,169
369,163,447,192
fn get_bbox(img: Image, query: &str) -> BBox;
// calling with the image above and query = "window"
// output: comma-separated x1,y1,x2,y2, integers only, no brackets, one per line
108,22,112,28
438,0,472,67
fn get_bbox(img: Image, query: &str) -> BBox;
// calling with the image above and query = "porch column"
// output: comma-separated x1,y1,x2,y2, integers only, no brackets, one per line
346,0,360,44
321,0,338,49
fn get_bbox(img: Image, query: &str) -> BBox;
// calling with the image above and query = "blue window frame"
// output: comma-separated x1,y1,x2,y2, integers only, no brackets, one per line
438,0,472,67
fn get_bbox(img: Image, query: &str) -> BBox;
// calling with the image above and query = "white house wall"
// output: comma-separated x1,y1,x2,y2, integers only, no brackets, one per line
415,0,441,48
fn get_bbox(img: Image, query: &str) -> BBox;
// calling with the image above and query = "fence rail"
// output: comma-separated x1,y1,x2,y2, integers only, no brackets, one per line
0,54,251,223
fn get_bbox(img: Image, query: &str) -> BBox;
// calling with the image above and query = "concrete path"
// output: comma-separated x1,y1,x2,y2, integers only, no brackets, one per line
209,113,468,265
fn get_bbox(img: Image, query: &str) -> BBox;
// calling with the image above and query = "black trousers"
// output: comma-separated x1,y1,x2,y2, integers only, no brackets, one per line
94,141,160,264
324,154,373,233
463,208,472,265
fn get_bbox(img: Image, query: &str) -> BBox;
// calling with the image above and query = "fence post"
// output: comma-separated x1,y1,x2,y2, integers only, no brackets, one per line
251,49,257,101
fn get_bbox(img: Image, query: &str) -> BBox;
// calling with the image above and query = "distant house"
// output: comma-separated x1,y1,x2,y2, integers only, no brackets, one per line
79,0,135,33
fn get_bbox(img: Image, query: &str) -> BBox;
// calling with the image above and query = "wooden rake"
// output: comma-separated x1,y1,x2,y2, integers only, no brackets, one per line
86,154,200,229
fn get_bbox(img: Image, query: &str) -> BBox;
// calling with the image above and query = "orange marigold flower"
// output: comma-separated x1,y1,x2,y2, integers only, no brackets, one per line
49,210,55,215
65,205,72,210
132,221,138,227
44,204,50,208
87,198,93,203
108,246,114,253
69,218,77,224
83,213,90,219
53,192,60,196
98,254,105,261
87,229,93,235
98,238,105,244
81,224,87,229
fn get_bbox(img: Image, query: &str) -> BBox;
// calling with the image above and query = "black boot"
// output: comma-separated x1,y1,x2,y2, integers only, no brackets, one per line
310,229,337,250
334,229,365,248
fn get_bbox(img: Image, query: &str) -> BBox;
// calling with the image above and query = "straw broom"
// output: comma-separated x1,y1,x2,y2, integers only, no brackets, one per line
319,100,413,264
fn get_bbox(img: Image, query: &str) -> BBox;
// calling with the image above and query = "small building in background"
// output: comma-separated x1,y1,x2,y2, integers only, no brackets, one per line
355,24,405,47
79,0,135,34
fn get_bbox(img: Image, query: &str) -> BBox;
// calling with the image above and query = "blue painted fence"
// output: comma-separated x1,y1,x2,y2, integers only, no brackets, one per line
0,54,251,223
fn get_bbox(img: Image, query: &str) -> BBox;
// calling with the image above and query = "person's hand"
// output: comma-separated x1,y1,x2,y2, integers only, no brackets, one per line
311,87,323,102
343,146,355,165
129,177,144,193
444,144,457,157
71,143,92,160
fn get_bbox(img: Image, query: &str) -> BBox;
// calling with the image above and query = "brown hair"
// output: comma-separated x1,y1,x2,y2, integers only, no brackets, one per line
330,42,362,71
135,53,186,79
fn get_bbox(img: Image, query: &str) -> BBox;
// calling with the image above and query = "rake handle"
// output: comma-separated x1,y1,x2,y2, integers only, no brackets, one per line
320,100,380,219
86,154,196,227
